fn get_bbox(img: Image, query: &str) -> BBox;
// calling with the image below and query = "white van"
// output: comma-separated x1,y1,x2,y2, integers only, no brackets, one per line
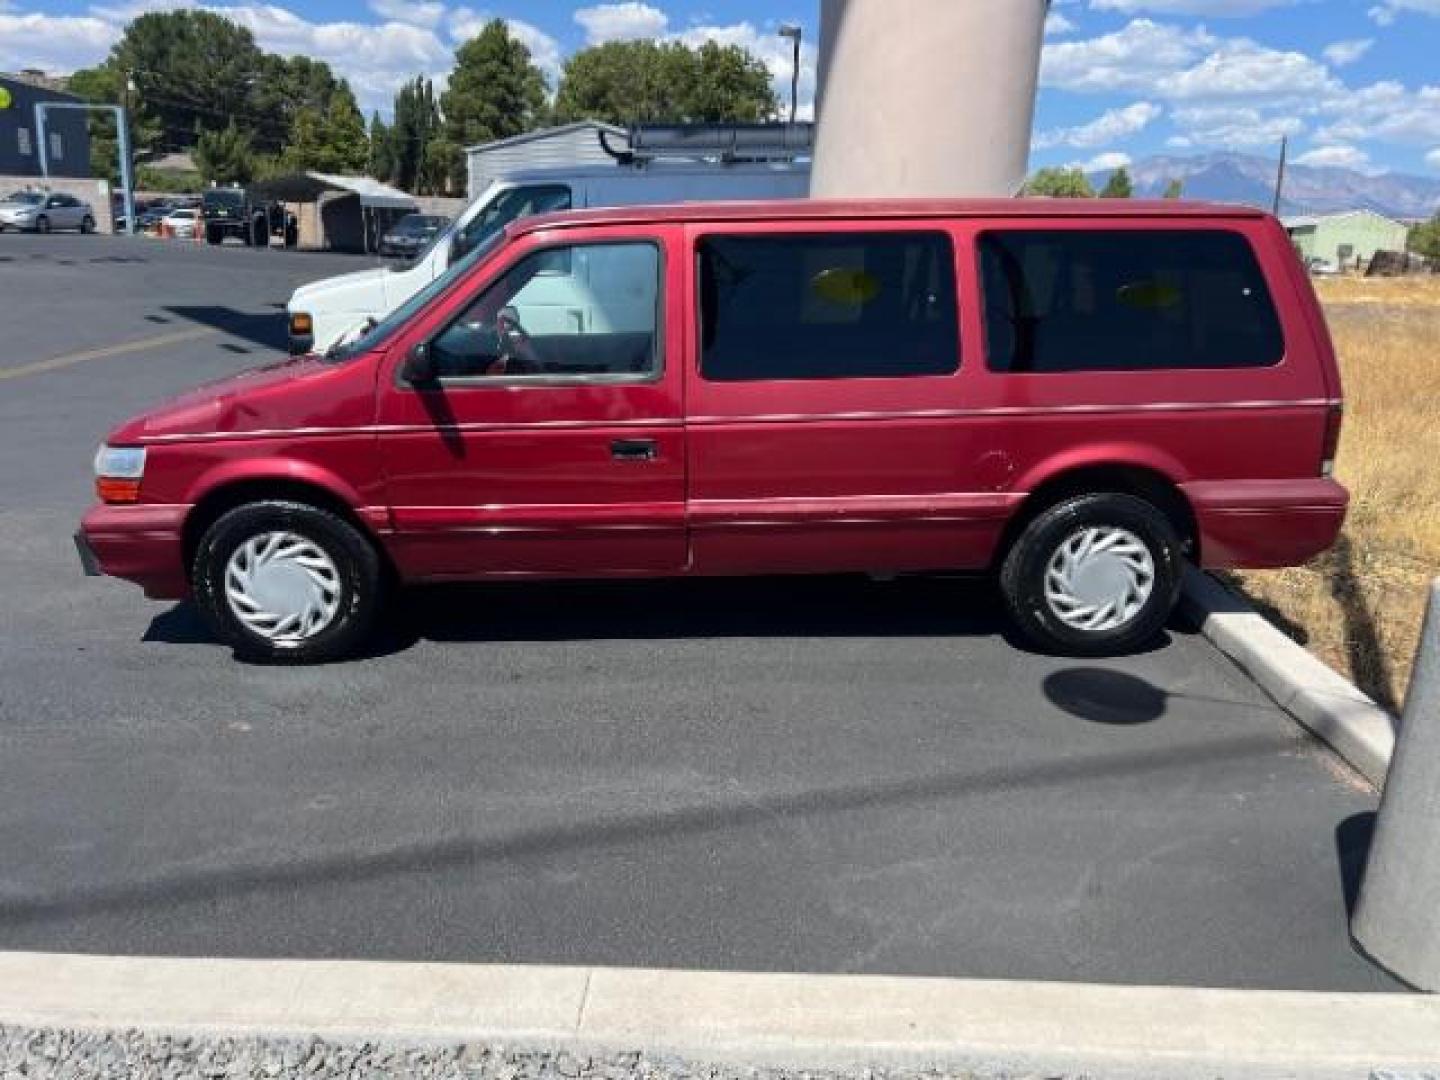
286,161,811,354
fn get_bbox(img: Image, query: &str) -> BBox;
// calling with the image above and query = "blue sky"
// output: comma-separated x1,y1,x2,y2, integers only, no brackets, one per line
3,0,1439,175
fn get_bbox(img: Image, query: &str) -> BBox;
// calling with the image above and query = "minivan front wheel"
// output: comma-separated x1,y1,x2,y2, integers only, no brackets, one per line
1000,493,1183,656
192,500,381,664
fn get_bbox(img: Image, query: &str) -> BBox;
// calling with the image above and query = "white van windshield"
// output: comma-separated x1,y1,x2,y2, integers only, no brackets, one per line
447,184,572,263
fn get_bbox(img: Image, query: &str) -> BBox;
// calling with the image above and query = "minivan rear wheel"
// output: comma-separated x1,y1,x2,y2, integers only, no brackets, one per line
1000,493,1183,656
192,500,381,664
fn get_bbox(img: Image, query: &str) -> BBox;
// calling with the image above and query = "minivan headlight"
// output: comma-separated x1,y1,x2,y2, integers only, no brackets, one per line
94,444,146,503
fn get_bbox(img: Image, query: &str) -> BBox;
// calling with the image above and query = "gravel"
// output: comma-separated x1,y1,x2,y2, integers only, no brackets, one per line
0,1028,1072,1080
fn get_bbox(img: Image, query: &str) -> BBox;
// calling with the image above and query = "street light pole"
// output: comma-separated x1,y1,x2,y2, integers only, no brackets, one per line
779,24,802,124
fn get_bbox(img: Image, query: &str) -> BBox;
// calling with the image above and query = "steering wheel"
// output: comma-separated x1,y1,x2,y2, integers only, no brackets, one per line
489,306,540,374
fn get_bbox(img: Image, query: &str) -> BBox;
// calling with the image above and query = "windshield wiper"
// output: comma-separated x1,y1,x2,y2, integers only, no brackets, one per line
324,317,378,359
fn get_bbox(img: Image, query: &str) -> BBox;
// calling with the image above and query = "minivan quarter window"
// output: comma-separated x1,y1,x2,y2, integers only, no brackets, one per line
426,240,662,381
698,231,959,381
979,229,1285,374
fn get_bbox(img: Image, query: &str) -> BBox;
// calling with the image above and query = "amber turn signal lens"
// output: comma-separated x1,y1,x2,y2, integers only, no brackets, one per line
96,477,142,503
290,311,313,335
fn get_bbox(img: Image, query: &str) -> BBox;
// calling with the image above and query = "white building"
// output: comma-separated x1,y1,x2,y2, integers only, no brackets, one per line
465,121,626,201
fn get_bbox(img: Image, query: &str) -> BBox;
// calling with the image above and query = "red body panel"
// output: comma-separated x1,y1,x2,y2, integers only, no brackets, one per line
81,199,1347,600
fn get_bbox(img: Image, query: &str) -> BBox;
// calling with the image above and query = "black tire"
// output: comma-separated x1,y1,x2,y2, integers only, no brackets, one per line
1000,493,1183,656
192,500,382,664
35,215,50,234
80,215,95,234
206,223,222,245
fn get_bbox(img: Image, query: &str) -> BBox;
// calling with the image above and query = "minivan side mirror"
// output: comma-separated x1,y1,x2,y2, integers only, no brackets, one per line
402,342,437,385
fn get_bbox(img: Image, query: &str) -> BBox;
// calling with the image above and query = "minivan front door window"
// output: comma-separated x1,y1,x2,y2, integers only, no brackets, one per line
427,241,661,380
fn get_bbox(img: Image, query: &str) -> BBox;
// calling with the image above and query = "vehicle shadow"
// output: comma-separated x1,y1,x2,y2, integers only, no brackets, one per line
163,305,288,352
143,574,1174,662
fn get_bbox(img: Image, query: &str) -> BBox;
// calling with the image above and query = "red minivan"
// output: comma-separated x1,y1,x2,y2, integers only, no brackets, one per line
78,199,1347,663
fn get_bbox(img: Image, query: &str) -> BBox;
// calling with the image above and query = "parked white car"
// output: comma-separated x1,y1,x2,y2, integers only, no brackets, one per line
0,191,96,233
163,207,200,240
286,161,811,354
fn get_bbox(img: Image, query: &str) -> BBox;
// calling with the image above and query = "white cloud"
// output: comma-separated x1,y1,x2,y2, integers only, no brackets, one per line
1075,151,1132,172
1042,18,1337,106
1427,148,1440,170
503,17,563,86
1293,144,1372,169
1042,19,1217,94
0,11,121,74
574,2,667,44
1170,105,1304,148
367,0,443,29
1316,81,1440,147
1163,38,1338,101
1370,0,1440,24
1322,38,1374,66
1034,101,1161,149
1045,11,1077,35
1091,0,1300,13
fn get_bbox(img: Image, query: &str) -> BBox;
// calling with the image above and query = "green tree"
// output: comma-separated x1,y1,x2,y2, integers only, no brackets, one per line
1409,214,1440,260
1100,166,1133,198
110,11,266,154
441,19,547,191
553,38,776,126
1022,167,1095,197
66,64,124,183
369,112,395,183
194,120,255,184
388,76,446,193
1163,177,1184,199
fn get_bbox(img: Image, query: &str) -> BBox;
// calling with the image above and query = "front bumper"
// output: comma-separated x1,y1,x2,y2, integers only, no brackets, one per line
1183,478,1349,569
78,503,190,599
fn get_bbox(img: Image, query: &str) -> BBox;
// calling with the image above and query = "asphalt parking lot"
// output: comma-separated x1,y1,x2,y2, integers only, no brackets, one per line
0,232,1394,991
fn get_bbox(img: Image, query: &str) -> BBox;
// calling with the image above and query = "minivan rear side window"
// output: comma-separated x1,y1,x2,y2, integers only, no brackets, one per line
979,229,1284,373
698,232,959,381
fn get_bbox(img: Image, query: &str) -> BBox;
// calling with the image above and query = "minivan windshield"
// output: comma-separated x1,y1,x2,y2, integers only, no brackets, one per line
324,229,507,362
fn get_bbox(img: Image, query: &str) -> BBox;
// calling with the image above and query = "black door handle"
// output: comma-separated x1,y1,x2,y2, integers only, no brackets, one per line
611,438,658,461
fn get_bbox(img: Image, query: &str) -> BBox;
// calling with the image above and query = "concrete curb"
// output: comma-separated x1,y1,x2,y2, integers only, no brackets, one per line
1180,568,1396,788
2,951,1438,1080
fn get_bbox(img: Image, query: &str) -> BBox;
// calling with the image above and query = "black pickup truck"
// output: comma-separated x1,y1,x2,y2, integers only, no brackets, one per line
202,188,298,247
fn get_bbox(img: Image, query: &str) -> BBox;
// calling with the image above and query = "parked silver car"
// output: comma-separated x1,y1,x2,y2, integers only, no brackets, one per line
0,191,96,233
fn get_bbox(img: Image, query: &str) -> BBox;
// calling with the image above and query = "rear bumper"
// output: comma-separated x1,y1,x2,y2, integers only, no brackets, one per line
1183,478,1349,569
78,503,190,599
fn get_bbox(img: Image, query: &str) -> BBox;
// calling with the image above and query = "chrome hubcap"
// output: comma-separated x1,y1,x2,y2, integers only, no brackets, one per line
1044,526,1156,633
224,531,341,645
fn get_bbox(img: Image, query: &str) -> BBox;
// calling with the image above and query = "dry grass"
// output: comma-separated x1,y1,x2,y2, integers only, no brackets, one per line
1226,274,1440,712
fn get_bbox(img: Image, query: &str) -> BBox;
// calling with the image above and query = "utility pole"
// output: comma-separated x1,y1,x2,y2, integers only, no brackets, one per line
779,24,802,124
1272,134,1288,217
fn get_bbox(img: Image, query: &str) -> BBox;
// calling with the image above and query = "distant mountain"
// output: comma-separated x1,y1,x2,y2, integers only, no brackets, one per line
1088,151,1440,221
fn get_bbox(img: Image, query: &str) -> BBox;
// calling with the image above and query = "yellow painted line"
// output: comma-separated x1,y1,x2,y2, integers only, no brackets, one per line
0,326,218,382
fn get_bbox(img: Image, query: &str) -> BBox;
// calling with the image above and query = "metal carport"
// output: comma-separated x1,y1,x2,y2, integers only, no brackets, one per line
249,171,417,253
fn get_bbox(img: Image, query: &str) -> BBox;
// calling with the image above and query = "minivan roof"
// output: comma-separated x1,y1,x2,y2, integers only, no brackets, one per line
514,197,1270,238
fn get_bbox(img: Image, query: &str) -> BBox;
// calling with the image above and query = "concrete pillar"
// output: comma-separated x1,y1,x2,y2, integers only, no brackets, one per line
811,0,1048,199
1353,578,1440,990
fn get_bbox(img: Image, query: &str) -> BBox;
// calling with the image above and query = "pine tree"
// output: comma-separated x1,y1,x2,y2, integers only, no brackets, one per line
1100,167,1134,199
441,20,547,191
